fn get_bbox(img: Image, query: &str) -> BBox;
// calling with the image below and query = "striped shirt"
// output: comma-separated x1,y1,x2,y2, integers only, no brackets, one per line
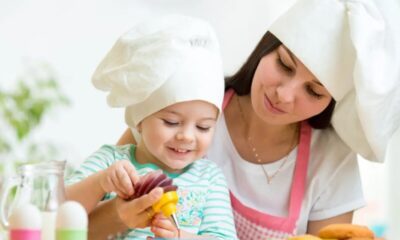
66,144,237,239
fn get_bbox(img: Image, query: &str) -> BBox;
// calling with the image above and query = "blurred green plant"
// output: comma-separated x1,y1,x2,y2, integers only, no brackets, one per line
0,61,69,165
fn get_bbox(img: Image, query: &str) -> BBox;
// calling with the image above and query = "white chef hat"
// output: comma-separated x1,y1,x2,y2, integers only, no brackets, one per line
92,15,224,127
269,0,400,162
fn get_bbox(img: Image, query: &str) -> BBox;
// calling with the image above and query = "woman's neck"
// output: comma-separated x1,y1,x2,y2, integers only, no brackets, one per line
236,94,298,145
224,94,300,164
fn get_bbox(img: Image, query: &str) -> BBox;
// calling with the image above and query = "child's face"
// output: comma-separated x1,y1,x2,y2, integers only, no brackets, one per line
136,100,219,173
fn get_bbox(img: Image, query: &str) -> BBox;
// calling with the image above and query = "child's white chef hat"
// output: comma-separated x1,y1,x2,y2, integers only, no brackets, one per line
92,15,224,128
269,0,400,162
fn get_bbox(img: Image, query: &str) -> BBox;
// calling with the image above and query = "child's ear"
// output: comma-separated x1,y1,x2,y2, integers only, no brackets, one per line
136,123,142,133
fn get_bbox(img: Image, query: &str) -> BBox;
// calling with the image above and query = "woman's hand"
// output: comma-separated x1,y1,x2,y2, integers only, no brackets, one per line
115,187,164,229
99,160,139,199
150,213,179,239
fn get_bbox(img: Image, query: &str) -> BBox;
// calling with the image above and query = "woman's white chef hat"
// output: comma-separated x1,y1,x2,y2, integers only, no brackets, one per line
269,0,400,162
92,15,224,128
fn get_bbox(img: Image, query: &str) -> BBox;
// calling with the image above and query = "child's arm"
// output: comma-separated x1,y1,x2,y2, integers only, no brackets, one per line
197,166,238,239
65,171,106,214
65,145,139,214
66,160,138,214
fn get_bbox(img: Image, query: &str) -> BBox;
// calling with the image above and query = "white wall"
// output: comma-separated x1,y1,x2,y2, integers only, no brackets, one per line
0,0,295,163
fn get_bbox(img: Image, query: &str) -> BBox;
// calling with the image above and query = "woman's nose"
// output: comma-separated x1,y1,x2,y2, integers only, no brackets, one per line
276,80,298,103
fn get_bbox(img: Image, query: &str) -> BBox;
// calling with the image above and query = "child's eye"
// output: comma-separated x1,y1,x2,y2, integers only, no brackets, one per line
277,58,292,72
162,119,179,126
196,125,211,132
306,85,323,99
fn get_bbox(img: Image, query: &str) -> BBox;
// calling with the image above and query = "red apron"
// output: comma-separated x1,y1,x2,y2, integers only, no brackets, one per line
223,89,311,239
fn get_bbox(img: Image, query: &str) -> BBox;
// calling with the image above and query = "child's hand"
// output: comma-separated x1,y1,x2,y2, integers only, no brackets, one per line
99,160,139,199
150,213,179,239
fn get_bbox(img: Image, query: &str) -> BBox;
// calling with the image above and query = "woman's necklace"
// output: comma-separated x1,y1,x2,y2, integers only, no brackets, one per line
236,95,298,184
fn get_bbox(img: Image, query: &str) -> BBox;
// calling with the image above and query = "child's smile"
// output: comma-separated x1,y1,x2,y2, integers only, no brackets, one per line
136,100,219,173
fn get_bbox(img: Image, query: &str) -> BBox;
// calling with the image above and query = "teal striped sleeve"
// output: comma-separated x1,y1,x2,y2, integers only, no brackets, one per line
198,166,238,239
65,145,119,185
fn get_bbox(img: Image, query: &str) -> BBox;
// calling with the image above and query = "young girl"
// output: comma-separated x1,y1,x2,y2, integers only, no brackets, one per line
65,15,237,239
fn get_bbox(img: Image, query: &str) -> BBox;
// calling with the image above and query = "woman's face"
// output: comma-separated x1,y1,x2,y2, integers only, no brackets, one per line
251,45,332,125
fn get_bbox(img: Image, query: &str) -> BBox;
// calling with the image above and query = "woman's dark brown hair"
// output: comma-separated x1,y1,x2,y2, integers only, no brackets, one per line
225,31,335,129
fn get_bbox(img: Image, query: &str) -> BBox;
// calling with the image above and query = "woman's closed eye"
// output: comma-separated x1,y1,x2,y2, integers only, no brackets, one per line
306,85,323,99
277,57,293,73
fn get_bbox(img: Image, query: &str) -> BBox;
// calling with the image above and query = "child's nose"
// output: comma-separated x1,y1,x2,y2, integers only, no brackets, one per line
175,129,194,142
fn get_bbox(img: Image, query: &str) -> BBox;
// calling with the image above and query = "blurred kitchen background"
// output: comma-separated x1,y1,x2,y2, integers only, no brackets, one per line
0,0,393,238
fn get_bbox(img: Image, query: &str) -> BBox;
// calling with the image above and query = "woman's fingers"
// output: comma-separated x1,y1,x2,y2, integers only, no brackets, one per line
127,187,164,214
115,197,148,228
115,188,163,229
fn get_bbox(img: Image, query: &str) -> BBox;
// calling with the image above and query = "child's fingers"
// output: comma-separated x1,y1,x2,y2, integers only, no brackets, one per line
115,163,134,196
151,225,176,239
151,213,178,238
122,160,139,185
152,216,176,231
110,171,130,199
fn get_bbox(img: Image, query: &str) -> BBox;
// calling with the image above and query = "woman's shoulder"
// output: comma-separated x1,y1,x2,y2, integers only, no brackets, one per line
311,127,354,157
306,128,364,219
309,127,358,170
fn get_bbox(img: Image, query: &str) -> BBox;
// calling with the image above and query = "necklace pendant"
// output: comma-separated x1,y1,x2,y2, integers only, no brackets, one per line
237,95,297,186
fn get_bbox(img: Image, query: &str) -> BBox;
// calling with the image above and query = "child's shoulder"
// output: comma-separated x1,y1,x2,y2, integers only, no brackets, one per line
191,157,219,168
186,158,224,177
97,144,136,158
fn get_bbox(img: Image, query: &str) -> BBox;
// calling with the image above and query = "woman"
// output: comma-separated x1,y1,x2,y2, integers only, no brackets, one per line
116,32,363,239
86,0,389,238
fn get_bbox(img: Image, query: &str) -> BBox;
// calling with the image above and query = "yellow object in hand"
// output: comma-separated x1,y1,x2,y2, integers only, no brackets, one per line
152,191,180,229
152,191,178,216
